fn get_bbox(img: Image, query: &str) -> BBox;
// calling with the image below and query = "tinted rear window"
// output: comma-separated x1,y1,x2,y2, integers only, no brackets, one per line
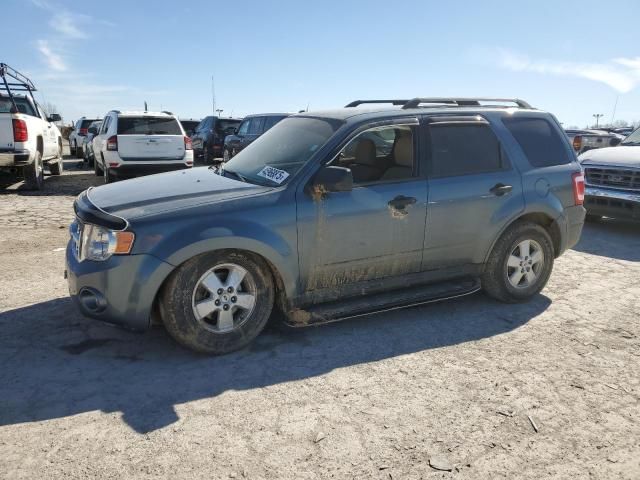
503,117,572,167
0,97,36,116
215,119,241,132
80,119,98,128
429,124,504,177
117,117,182,135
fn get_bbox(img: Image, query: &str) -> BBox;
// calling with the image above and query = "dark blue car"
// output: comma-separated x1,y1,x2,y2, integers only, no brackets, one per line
66,97,586,354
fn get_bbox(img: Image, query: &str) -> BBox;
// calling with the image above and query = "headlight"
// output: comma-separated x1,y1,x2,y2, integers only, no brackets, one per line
80,224,135,261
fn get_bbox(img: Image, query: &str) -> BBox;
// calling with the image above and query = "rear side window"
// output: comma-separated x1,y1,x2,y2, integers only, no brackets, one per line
117,117,182,135
502,117,572,167
80,119,96,129
429,124,504,177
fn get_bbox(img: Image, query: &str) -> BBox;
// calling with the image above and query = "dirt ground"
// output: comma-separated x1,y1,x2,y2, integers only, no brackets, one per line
0,154,639,479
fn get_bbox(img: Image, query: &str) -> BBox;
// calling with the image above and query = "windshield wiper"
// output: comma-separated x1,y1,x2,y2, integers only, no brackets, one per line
621,141,640,146
220,167,249,183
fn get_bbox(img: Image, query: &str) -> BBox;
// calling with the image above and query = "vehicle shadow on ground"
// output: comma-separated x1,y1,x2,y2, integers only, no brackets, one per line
0,158,100,195
573,219,640,262
0,293,549,433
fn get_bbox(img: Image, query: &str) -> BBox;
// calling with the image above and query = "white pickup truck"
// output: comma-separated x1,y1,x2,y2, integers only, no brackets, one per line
0,63,64,190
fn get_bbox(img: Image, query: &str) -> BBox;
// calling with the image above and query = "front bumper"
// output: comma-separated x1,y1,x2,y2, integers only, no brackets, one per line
65,241,174,331
584,186,640,220
0,149,31,167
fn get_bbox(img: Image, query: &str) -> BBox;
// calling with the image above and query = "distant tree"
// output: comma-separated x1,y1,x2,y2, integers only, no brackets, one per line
42,101,58,116
612,120,629,128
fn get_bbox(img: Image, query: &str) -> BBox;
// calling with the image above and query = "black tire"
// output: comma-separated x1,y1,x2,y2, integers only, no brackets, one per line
75,141,83,159
223,148,230,163
103,164,113,183
94,156,103,176
482,222,554,303
160,250,275,354
203,144,213,164
49,159,63,175
49,141,64,175
23,150,45,190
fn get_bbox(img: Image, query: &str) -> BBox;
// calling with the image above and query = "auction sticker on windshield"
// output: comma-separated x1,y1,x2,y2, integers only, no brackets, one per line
257,166,290,184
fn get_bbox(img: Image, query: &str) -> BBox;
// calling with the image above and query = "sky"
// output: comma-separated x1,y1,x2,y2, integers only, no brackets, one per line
3,0,640,128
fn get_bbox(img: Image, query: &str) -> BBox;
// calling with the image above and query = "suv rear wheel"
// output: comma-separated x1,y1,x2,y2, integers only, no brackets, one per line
160,251,274,354
482,222,554,303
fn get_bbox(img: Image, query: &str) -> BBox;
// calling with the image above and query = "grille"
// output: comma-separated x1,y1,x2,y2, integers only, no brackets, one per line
584,167,640,191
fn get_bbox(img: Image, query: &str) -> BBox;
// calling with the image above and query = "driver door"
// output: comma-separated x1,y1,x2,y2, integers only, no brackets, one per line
296,119,428,294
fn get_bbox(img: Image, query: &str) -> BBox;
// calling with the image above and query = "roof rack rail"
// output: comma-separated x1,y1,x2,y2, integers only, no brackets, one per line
0,63,38,113
345,99,409,108
402,97,532,109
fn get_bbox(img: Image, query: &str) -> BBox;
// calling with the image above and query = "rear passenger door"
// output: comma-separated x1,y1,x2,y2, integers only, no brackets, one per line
422,116,524,270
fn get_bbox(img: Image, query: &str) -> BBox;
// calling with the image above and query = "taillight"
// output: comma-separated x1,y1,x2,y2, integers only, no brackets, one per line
184,136,192,150
12,119,28,142
572,135,582,152
572,172,585,206
79,128,88,135
106,135,118,151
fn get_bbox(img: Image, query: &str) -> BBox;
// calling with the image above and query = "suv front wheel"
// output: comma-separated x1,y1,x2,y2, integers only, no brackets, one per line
160,250,275,354
482,222,554,303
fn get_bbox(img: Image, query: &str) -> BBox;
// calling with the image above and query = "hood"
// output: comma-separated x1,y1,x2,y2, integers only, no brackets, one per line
86,167,271,219
579,145,640,168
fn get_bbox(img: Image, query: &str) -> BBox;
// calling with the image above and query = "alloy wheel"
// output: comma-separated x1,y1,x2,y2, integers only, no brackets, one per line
506,239,545,289
191,263,257,333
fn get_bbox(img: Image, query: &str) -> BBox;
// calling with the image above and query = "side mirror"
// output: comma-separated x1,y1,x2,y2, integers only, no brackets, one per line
312,166,353,193
48,113,62,122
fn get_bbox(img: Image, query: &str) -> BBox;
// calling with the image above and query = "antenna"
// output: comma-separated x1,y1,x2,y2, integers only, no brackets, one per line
610,95,619,124
144,101,148,112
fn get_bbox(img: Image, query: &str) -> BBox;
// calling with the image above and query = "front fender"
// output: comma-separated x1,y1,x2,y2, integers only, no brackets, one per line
133,213,299,300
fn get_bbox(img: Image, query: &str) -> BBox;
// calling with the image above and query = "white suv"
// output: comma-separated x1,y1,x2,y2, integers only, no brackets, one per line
92,110,193,183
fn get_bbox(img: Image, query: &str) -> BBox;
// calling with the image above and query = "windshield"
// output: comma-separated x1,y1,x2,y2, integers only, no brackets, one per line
621,127,640,145
223,117,341,185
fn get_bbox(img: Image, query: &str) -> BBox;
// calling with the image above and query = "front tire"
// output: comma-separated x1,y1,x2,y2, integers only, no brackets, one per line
160,250,275,354
482,222,554,303
75,142,83,158
49,141,64,175
23,150,45,190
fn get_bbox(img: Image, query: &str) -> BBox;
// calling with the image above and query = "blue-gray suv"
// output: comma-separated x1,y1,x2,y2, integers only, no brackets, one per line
66,97,586,354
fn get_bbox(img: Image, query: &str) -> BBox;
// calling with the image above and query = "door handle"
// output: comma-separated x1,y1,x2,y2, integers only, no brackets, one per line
388,195,417,210
489,183,513,196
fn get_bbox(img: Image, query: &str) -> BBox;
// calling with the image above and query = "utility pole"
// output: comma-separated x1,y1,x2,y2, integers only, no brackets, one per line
593,113,604,128
211,76,216,116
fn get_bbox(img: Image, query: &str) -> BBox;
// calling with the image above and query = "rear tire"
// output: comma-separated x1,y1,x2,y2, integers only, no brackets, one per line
160,250,274,354
482,222,554,303
23,150,45,190
49,159,63,175
103,164,113,183
203,144,213,163
94,156,103,176
75,141,83,159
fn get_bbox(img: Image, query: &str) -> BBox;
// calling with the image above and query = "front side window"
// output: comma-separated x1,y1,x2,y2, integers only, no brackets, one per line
117,117,182,135
429,124,504,177
502,116,572,167
333,125,416,184
215,119,241,134
248,117,265,135
224,117,341,186
237,120,250,135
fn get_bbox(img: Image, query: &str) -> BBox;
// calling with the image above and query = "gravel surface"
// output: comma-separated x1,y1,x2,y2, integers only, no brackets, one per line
1,157,639,479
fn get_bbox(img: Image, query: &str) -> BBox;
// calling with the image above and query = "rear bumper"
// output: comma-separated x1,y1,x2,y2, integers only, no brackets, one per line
107,162,192,180
557,205,586,255
0,149,31,167
584,186,640,220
